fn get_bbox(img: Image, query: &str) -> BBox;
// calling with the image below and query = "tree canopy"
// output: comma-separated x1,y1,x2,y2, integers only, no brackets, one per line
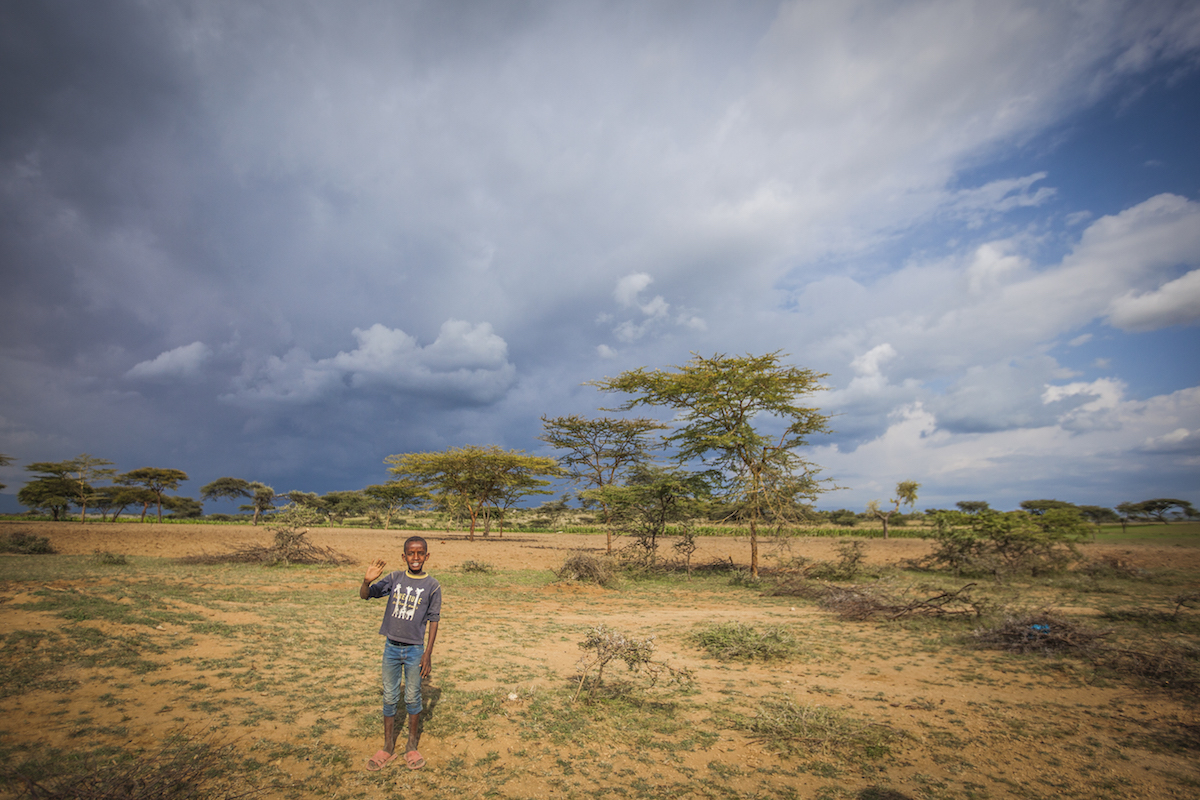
590,351,832,576
363,480,427,529
540,414,668,551
386,446,562,541
1117,498,1198,524
118,467,189,523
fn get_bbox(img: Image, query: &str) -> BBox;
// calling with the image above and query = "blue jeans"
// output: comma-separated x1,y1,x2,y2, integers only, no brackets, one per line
381,640,424,717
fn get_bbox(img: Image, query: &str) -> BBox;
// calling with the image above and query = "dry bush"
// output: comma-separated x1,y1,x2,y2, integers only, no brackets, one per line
772,580,986,621
1172,591,1200,619
572,624,694,703
970,611,1110,655
555,551,616,586
1100,642,1200,693
1076,555,1145,580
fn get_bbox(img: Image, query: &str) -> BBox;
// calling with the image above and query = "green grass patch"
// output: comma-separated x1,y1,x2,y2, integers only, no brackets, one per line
742,696,903,760
691,621,800,661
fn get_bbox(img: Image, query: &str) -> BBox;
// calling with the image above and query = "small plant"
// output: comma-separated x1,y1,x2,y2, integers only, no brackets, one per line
806,540,867,580
556,552,616,586
691,621,798,661
460,560,494,574
0,532,56,555
572,624,694,703
92,551,128,565
673,530,698,577
743,695,901,758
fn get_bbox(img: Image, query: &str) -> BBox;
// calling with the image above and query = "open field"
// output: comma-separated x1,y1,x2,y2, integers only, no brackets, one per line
2,520,1199,799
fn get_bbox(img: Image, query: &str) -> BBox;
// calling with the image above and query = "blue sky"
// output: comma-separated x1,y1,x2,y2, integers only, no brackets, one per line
1,0,1198,514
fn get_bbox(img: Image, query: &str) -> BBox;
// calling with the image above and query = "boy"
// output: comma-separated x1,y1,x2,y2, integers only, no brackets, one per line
359,536,441,771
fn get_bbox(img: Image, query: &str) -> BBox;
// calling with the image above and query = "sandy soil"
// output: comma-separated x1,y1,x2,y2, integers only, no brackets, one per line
3,521,1199,799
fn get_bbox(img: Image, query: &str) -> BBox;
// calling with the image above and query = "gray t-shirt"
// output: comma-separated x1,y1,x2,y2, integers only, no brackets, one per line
368,570,442,645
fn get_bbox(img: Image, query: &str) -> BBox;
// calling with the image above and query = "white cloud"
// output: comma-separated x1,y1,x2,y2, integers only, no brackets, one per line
817,384,1200,507
126,342,212,381
615,273,654,308
223,321,516,406
1108,268,1200,331
943,173,1055,228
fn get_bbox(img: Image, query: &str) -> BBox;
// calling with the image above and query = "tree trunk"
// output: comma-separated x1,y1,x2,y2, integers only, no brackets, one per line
749,517,759,578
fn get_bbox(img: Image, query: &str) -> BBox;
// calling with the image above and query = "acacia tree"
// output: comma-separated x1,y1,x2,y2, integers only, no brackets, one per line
867,480,920,540
0,453,12,491
490,463,557,536
1020,499,1079,516
245,483,276,525
24,455,116,522
582,464,709,566
17,469,74,520
386,446,561,541
1120,498,1198,524
363,480,427,529
118,467,189,522
109,486,157,522
200,477,253,506
591,351,832,577
539,415,667,553
201,477,273,524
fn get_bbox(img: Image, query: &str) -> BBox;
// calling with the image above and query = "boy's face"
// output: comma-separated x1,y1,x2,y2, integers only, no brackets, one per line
404,542,429,574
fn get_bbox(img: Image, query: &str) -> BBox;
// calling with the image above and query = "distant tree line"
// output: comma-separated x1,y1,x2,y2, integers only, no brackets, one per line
1,351,1193,577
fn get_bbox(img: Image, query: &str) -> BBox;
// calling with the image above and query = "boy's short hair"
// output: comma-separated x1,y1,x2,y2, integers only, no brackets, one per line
404,535,429,551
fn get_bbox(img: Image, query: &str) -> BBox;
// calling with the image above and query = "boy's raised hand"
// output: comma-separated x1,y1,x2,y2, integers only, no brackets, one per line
364,559,386,584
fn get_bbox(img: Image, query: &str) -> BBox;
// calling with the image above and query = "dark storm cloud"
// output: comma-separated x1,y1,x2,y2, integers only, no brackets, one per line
1,0,1198,510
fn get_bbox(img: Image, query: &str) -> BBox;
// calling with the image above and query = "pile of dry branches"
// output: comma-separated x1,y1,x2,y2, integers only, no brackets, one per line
773,579,986,621
970,611,1109,654
972,611,1200,693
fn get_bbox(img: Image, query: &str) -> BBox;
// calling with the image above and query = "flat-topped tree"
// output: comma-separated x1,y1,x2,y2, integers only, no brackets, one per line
539,415,667,553
118,468,189,522
200,477,273,524
200,477,253,504
17,467,74,521
590,351,833,578
363,480,427,529
1119,498,1198,524
1019,499,1079,515
24,455,116,522
386,446,562,541
0,453,12,491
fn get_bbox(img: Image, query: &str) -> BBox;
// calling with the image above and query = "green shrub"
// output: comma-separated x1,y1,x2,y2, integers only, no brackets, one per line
691,621,798,661
0,532,56,554
743,696,900,758
459,560,494,574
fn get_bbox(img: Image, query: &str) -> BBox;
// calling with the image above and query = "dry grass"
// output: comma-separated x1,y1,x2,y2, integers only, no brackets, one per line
2,731,263,800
